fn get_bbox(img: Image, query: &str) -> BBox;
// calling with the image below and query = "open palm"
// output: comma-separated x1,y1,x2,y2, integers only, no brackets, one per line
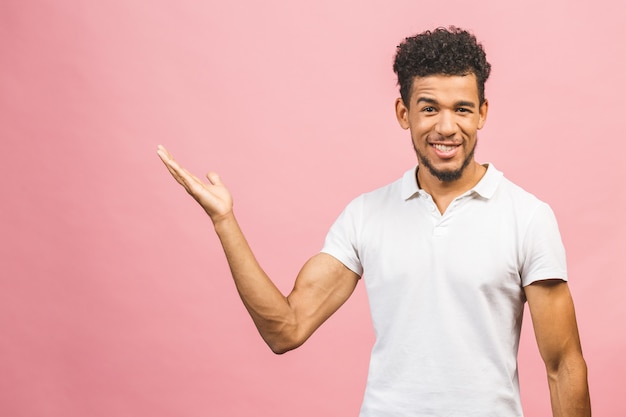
157,145,233,221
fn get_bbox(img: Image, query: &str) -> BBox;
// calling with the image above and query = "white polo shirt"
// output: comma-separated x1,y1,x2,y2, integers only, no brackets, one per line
321,164,567,417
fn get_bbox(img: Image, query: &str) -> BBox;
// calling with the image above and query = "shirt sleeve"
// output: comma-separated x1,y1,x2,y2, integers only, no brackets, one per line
520,202,568,286
320,198,363,277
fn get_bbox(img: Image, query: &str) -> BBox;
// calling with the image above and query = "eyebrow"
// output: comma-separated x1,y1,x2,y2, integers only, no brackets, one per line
415,97,476,108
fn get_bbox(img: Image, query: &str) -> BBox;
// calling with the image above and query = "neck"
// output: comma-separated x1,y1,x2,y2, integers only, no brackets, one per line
417,162,487,213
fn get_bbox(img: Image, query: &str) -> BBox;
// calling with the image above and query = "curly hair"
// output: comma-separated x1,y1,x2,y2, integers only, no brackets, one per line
393,26,491,107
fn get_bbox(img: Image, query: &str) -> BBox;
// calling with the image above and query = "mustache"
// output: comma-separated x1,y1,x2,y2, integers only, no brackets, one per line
427,134,463,144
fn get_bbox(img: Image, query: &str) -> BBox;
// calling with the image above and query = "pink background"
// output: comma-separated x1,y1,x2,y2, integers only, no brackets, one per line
1,1,624,415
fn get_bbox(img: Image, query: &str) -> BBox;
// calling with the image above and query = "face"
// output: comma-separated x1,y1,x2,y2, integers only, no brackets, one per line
396,73,488,183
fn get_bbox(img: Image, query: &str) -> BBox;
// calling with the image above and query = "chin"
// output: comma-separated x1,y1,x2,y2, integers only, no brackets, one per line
431,168,464,182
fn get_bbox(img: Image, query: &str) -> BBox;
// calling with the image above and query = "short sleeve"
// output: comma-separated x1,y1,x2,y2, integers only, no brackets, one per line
320,198,363,277
520,203,568,286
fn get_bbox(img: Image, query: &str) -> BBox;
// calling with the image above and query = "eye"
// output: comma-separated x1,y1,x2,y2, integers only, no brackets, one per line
422,106,436,113
456,107,472,113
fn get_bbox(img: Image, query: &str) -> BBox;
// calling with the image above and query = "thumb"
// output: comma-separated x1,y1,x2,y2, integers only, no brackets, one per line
206,172,223,186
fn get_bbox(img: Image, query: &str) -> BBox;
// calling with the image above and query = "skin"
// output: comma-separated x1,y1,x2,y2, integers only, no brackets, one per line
395,74,590,415
157,73,590,415
395,73,488,213
526,280,591,416
157,145,359,353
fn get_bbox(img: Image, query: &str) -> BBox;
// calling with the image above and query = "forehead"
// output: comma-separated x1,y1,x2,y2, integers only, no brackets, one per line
409,74,479,105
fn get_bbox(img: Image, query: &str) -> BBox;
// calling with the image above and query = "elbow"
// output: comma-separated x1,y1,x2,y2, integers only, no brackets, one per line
266,334,305,355
255,312,311,354
545,351,588,381
263,324,307,355
268,342,295,355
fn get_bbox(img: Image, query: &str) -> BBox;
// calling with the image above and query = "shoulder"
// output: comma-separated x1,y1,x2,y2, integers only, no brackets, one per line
489,167,548,213
357,167,417,206
332,168,414,228
478,166,561,235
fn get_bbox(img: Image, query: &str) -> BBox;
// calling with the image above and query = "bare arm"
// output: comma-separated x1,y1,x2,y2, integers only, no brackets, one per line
525,280,591,417
157,146,359,353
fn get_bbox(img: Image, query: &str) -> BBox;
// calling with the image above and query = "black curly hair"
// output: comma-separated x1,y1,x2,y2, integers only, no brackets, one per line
393,26,491,107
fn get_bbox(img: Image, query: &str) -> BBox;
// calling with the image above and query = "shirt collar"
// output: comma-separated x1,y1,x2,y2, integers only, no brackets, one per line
471,163,503,199
401,166,421,200
400,164,503,201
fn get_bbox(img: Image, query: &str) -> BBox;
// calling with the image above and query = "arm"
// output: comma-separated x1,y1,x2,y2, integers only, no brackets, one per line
525,279,591,417
157,146,359,354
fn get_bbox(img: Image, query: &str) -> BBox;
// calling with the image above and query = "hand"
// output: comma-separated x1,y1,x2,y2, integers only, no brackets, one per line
157,145,233,222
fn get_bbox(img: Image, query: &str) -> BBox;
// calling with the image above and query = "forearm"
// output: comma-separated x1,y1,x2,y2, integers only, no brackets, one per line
547,355,591,417
213,212,299,353
156,148,310,352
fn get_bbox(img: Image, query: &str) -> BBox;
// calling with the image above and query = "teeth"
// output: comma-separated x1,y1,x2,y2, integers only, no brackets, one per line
433,144,456,152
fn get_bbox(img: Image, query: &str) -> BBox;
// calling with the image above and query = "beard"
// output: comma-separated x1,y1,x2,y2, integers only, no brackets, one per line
414,140,476,183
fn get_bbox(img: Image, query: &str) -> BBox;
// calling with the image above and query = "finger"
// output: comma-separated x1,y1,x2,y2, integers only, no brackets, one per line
156,148,182,176
161,160,190,189
157,147,217,198
157,148,197,190
180,166,207,187
156,144,168,157
157,146,202,182
206,172,223,186
156,147,174,168
169,163,202,190
157,144,173,156
157,145,184,170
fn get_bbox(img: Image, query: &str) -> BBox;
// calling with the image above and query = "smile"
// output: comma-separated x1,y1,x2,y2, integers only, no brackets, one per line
432,143,459,152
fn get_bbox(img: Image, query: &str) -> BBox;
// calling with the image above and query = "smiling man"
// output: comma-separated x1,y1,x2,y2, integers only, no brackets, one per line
158,27,590,416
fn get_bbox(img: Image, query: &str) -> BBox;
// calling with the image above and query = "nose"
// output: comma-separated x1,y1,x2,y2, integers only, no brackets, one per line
435,111,458,137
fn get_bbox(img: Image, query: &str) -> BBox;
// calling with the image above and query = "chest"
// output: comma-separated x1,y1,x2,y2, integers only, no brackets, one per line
358,197,525,305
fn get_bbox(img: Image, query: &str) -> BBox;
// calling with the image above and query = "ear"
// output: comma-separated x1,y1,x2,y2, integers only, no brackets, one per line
477,99,489,130
395,97,410,130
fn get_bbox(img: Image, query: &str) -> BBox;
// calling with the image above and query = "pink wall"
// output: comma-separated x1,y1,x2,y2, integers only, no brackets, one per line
1,1,624,415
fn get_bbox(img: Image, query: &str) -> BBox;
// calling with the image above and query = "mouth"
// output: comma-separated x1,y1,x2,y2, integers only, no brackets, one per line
430,142,461,159
431,143,459,152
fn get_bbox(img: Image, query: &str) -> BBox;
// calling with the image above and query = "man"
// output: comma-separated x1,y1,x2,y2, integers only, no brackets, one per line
157,26,590,416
